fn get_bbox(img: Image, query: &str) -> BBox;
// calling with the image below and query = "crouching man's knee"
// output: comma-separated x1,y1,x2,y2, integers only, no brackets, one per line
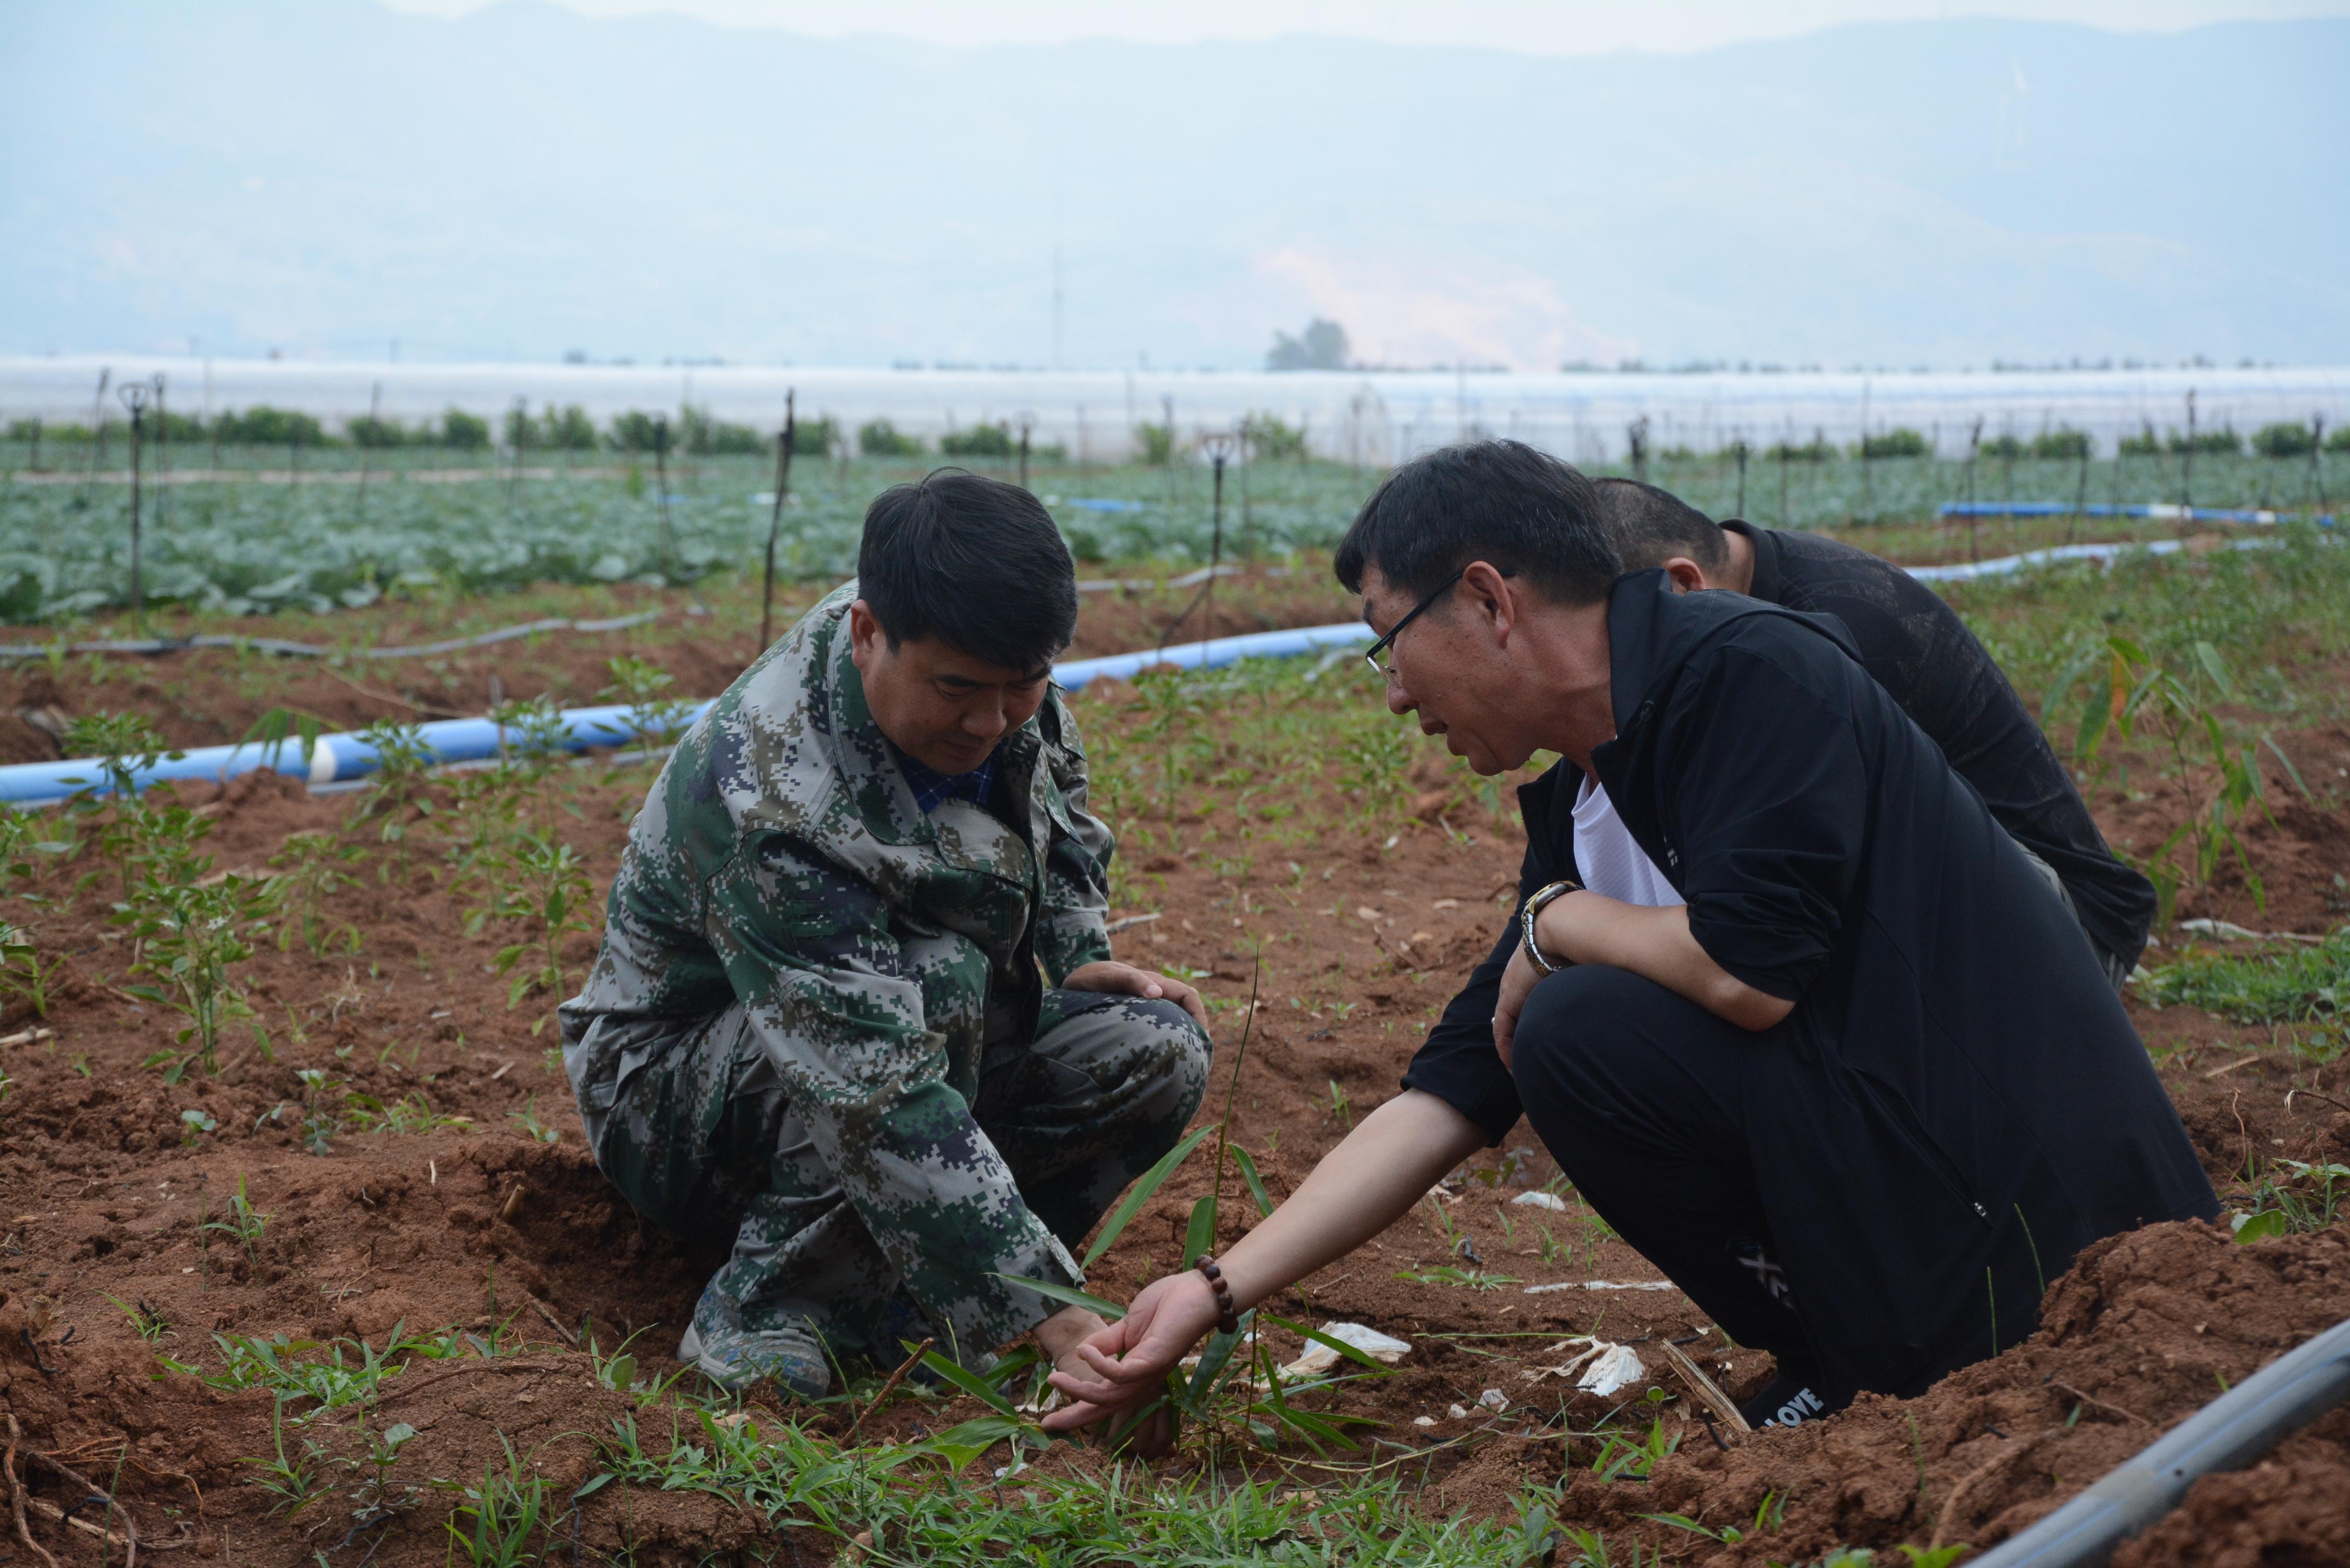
1121,997,1213,1132
1510,964,1704,1126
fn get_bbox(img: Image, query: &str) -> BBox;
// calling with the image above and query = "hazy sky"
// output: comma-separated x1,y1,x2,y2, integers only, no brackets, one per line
379,0,2348,53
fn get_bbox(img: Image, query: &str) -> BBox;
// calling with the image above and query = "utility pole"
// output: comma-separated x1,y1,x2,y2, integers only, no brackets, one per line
1964,417,1985,562
509,395,528,503
759,391,796,650
359,381,382,513
653,415,676,579
2180,388,2197,515
80,366,110,505
152,372,172,529
119,382,148,628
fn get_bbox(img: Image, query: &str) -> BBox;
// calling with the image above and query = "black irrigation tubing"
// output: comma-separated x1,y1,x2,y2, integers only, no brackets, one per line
1969,1313,2350,1567
0,609,662,663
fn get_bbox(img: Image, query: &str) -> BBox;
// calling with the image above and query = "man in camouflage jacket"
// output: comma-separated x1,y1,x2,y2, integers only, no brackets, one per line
560,475,1210,1401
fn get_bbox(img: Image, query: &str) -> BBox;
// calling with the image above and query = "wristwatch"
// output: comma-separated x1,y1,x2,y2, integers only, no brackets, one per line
1520,879,1582,975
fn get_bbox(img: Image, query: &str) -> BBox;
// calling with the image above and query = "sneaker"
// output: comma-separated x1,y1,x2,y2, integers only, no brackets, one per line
679,1284,832,1401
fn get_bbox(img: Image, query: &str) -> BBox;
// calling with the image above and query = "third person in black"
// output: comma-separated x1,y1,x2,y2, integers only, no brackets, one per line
1592,478,2155,987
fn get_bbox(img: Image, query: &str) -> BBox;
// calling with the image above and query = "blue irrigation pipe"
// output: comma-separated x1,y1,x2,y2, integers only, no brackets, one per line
0,623,1378,805
0,535,2312,807
1937,501,2337,526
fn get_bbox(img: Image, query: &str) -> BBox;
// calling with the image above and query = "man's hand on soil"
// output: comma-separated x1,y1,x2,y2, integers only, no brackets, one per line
1062,959,1209,1028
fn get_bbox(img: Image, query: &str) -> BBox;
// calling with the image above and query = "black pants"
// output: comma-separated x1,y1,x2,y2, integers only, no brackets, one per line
1512,965,2045,1404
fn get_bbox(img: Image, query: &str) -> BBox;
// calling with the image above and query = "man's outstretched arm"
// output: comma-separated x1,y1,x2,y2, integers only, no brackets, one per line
1042,1088,1485,1429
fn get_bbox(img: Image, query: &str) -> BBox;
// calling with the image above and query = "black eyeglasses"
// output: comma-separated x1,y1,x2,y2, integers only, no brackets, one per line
1362,566,1510,677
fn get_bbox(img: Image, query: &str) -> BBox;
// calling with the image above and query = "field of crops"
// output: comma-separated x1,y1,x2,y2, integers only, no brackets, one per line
2,437,2337,622
2,470,2348,1565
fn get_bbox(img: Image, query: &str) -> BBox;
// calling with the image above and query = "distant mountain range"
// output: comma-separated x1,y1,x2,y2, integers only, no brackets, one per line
3,2,2343,368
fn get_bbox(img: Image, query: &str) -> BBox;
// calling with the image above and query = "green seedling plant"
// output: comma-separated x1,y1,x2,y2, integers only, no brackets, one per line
105,1294,170,1344
0,920,68,1019
1589,1394,1683,1482
1338,717,1414,836
507,1095,561,1144
2140,928,2349,1030
484,832,594,1031
60,709,175,827
270,829,364,956
201,1173,269,1262
122,872,273,1080
347,1090,467,1135
295,1067,343,1154
2236,1159,2348,1238
2052,636,2276,923
343,1417,421,1535
354,717,435,880
443,765,528,905
62,715,174,897
172,1324,448,1420
601,654,694,754
243,1399,331,1515
444,1435,552,1567
179,1108,217,1144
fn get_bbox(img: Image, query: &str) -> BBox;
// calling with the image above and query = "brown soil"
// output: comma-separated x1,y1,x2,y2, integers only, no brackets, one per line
0,671,2345,1561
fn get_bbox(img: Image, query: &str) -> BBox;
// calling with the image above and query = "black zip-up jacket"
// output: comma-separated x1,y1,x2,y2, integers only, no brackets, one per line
1404,572,2214,1393
1725,520,2154,971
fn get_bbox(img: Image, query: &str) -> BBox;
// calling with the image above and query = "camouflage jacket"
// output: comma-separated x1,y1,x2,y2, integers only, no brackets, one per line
562,582,1115,1351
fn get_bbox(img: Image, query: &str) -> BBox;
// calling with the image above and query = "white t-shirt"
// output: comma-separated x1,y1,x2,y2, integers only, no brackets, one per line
1571,773,1685,909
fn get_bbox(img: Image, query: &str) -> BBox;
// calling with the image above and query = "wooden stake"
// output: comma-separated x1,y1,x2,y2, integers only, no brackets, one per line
846,1336,934,1441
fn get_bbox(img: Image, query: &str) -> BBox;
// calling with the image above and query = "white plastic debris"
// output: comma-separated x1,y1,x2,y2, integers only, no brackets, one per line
1510,1191,1571,1211
1522,1279,1680,1295
1447,1403,1471,1420
1279,1321,1413,1379
1578,1343,1647,1397
1479,1388,1510,1412
1528,1336,1649,1397
2179,918,2265,941
1413,1415,1438,1427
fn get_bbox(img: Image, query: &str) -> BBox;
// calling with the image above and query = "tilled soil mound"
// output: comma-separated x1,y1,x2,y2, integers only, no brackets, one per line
1557,1221,2350,1565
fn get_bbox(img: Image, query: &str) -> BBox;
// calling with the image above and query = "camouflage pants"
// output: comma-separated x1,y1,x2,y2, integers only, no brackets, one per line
581,989,1209,1364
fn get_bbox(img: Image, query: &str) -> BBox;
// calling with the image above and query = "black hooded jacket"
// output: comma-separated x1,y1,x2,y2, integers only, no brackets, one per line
1404,572,2215,1392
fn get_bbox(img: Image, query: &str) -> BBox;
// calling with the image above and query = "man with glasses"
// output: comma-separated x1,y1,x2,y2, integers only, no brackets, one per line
561,472,1211,1413
1041,440,2214,1436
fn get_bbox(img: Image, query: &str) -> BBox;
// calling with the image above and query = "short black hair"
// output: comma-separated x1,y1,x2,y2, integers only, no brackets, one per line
857,470,1077,670
1333,440,1617,605
1593,478,1730,573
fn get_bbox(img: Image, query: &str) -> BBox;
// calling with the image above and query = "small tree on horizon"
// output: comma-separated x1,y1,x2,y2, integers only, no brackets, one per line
1266,318,1351,372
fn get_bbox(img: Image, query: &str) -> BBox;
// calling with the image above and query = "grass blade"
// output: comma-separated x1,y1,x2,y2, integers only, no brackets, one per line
2262,732,2315,802
912,1344,1027,1421
1230,1144,1275,1219
1082,1120,1217,1268
988,1274,1127,1321
1183,1192,1217,1270
1258,1313,1399,1378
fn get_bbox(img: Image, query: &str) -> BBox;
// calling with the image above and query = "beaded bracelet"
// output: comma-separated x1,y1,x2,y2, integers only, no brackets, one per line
1194,1254,1241,1336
